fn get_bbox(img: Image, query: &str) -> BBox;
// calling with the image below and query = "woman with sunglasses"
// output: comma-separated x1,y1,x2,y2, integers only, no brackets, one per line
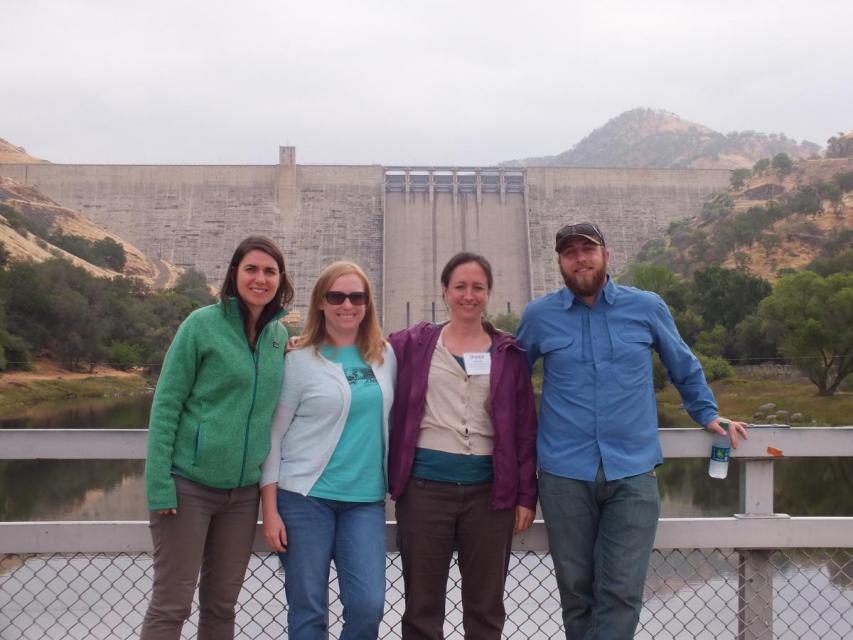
388,252,537,639
260,261,396,640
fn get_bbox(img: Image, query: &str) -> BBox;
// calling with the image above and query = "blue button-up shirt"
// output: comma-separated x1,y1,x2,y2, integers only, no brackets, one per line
517,279,718,481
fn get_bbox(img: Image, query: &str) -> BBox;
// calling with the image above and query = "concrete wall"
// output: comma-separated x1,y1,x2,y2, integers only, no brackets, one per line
383,189,529,331
291,165,385,319
0,160,385,322
0,158,730,330
526,167,730,297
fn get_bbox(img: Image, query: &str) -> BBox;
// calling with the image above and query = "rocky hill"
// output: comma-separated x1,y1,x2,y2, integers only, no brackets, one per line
0,137,47,164
0,175,179,287
625,148,853,281
503,108,821,170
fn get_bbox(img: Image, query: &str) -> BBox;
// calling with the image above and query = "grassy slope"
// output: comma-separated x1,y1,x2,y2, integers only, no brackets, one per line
657,378,853,427
0,375,150,417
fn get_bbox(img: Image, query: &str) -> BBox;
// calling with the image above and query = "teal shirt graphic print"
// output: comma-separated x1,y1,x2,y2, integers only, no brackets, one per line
309,345,385,501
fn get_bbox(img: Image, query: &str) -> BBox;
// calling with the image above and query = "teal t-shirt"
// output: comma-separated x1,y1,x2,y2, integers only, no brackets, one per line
309,345,385,502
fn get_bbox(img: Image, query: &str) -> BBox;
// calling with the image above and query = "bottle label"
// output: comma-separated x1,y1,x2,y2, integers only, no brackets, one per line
711,445,730,462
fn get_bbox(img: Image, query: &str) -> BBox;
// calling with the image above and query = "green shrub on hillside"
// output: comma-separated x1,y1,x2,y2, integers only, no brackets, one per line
697,352,734,381
771,152,793,173
730,168,751,189
833,171,853,192
753,158,771,173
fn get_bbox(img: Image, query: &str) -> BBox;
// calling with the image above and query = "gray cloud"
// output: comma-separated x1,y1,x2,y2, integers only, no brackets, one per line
2,0,851,165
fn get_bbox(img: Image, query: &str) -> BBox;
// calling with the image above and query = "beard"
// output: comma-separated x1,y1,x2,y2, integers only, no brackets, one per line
560,262,607,299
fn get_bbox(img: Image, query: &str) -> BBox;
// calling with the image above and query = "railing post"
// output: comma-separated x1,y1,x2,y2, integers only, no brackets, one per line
736,425,788,640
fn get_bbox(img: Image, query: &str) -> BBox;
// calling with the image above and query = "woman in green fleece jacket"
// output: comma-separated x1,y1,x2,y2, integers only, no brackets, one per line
141,236,294,640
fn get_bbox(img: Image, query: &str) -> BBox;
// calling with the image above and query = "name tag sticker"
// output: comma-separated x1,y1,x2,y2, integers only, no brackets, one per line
463,352,491,375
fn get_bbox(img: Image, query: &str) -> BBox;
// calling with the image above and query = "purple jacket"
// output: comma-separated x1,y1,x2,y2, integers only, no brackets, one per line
387,322,538,511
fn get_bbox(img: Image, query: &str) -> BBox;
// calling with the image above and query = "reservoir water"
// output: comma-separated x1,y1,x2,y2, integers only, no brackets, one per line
1,396,851,639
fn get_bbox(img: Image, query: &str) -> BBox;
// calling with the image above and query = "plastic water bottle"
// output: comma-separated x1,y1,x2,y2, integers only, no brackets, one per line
708,421,731,479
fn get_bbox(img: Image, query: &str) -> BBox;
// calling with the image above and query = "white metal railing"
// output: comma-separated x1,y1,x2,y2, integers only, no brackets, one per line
2,426,852,640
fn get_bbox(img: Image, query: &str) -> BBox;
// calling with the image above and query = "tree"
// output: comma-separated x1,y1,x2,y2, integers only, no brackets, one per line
733,314,778,364
674,308,704,346
690,267,772,336
771,153,793,173
826,132,853,158
173,269,216,308
833,171,853,192
92,237,127,272
620,263,686,311
694,325,727,357
759,272,853,395
753,158,770,174
730,168,751,190
0,240,7,267
808,250,853,277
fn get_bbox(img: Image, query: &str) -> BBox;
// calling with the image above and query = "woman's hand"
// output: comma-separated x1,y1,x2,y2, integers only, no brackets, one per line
157,508,177,515
514,505,535,533
263,512,288,553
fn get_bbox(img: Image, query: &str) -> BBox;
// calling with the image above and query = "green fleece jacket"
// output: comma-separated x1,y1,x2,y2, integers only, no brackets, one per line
145,300,288,511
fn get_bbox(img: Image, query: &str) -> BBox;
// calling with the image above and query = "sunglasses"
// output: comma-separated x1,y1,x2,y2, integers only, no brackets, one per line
324,291,368,306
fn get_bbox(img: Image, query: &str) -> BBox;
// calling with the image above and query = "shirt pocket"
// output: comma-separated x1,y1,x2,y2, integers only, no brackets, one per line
613,329,654,389
540,335,580,376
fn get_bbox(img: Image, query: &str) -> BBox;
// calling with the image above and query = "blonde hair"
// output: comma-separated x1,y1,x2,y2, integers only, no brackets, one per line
297,261,386,365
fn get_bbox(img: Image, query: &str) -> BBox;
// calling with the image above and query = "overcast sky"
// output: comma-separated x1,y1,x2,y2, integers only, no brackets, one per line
2,0,851,166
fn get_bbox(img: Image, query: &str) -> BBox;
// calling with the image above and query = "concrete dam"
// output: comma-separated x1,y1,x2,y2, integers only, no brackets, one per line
0,148,729,331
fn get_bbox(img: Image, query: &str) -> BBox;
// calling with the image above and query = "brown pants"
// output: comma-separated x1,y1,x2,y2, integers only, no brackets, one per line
140,476,260,640
395,479,515,640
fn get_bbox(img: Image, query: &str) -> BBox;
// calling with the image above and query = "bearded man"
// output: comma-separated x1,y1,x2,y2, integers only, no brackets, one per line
517,222,746,640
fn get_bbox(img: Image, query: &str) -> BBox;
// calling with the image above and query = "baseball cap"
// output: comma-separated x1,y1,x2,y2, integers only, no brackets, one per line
555,222,606,252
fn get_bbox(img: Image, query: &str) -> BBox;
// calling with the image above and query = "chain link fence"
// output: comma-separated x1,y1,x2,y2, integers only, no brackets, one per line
2,548,851,639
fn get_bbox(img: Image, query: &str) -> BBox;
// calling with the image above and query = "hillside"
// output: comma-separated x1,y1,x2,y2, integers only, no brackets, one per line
503,108,821,170
0,137,47,164
625,150,853,281
0,175,179,287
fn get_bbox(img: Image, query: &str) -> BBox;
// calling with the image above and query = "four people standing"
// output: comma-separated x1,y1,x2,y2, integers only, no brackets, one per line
143,225,746,639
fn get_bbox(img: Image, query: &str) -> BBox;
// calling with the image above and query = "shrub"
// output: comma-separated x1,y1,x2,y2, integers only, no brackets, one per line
0,329,32,371
833,171,853,192
771,153,793,173
696,352,734,381
730,168,751,189
109,342,143,370
753,158,770,174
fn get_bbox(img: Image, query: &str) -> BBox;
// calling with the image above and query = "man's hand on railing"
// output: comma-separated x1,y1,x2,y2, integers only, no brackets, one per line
705,416,749,448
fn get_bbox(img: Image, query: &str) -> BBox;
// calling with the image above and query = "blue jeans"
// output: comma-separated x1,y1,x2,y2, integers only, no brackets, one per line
276,489,386,640
538,467,660,640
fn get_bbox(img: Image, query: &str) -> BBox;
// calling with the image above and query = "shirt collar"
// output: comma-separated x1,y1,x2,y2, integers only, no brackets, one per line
561,276,616,309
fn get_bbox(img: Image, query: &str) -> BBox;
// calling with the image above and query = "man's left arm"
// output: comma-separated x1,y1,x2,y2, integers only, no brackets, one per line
651,296,748,447
516,304,540,373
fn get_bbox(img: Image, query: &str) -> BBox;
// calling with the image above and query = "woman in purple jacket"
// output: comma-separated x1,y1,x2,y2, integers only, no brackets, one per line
388,252,538,640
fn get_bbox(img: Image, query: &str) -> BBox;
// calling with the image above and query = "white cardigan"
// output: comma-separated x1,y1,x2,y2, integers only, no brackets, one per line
259,343,397,494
